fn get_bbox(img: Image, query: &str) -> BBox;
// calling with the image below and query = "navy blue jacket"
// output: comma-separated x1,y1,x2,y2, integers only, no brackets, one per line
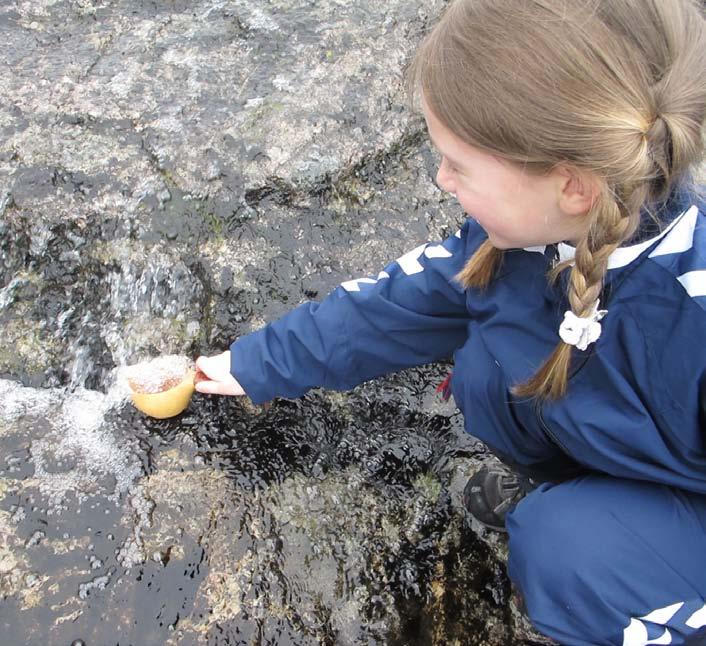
230,189,706,494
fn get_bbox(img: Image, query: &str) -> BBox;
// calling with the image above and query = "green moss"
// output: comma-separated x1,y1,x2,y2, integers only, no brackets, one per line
0,317,60,376
197,205,224,241
121,313,197,354
412,472,442,505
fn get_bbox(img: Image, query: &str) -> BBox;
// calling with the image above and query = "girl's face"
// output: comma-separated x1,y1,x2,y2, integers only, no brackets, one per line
422,101,592,249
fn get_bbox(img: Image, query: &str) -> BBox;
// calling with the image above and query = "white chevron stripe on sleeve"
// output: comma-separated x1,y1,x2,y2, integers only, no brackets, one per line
622,620,673,646
424,245,453,259
624,618,651,646
677,270,706,298
686,605,706,629
642,603,684,625
340,237,455,292
622,602,685,645
341,277,378,292
396,244,428,275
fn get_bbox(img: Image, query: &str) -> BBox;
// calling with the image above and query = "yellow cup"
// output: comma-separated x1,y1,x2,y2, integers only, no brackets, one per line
129,369,195,419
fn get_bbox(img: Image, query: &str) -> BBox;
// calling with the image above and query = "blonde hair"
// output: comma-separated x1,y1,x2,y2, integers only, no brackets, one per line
407,0,706,400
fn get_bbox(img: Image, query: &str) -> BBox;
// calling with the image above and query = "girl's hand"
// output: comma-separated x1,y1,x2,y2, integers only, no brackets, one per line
194,351,246,396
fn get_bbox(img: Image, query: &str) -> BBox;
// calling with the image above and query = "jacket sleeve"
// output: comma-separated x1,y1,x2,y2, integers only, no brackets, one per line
229,219,484,404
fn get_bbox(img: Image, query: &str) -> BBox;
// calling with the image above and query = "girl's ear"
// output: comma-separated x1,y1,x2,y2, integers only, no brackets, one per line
554,165,600,217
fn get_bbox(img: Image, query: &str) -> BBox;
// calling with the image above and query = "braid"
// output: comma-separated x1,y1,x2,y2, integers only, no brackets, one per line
511,73,685,402
514,170,654,401
456,110,680,402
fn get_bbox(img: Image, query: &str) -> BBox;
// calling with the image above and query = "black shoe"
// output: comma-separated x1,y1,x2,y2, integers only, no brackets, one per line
463,461,536,532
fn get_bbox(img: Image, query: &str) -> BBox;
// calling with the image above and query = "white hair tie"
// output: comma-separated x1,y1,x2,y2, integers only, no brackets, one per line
559,301,608,351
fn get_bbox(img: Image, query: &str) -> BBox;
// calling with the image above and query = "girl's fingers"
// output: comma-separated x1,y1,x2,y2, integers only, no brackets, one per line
193,353,246,396
195,353,229,380
194,379,230,395
194,378,245,396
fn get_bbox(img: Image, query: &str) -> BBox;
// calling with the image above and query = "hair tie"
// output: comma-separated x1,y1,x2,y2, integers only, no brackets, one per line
642,113,667,140
559,301,608,351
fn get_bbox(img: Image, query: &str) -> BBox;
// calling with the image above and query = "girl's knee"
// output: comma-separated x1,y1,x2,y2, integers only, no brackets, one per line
506,481,601,593
503,477,706,644
504,479,624,642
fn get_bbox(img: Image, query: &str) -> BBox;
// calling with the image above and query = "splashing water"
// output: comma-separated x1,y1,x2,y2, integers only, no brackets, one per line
0,373,159,559
26,381,139,508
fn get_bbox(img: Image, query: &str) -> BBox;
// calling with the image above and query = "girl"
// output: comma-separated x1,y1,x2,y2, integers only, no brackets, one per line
195,0,706,643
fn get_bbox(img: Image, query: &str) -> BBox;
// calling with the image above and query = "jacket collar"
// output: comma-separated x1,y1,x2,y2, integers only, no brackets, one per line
527,181,702,270
556,203,698,270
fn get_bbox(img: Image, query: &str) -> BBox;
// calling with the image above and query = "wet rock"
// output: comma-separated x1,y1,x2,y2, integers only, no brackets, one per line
0,372,538,644
0,509,23,576
124,406,512,645
0,314,62,386
0,505,53,612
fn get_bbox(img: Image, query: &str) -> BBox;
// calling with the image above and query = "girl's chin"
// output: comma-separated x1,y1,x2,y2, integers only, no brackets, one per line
484,232,515,250
486,228,544,250
470,220,528,250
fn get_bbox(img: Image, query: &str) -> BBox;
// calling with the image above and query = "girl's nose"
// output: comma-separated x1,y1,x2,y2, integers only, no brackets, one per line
435,158,455,194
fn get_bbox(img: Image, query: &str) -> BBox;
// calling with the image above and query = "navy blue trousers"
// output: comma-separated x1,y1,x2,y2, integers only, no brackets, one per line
506,475,706,645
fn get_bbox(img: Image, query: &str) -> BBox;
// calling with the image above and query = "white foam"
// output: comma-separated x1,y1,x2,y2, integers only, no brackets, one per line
0,378,142,511
3,376,168,571
78,573,111,599
0,379,60,422
122,355,193,394
32,387,142,507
